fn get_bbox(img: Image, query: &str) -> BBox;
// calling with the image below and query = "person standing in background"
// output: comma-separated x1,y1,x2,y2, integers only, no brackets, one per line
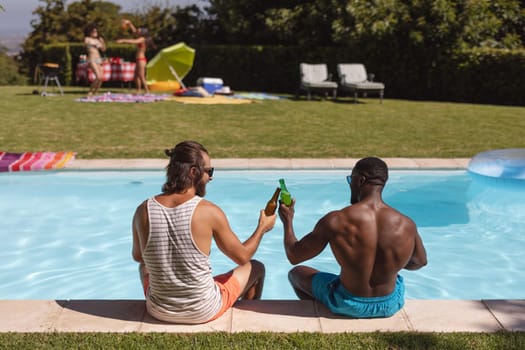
83,23,106,96
117,19,151,94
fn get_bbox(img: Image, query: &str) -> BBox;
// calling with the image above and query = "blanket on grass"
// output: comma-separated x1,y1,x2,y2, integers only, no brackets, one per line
0,151,76,172
75,92,170,103
75,92,283,104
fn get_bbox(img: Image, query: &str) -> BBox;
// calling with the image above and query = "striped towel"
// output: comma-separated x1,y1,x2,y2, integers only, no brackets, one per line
0,152,76,172
75,92,170,103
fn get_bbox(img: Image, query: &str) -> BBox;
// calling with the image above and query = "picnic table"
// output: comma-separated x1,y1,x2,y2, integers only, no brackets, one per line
75,59,135,83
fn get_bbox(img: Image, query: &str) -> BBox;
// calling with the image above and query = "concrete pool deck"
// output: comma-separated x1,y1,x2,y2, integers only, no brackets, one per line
2,158,524,333
1,299,524,333
64,157,471,171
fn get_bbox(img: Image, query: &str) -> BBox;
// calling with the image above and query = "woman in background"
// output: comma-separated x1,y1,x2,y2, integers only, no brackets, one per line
84,23,106,96
117,19,151,94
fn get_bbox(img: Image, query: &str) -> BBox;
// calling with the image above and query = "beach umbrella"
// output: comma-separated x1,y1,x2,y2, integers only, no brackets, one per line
146,42,195,89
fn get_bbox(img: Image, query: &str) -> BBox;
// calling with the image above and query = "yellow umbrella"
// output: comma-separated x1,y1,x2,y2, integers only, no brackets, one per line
146,42,195,89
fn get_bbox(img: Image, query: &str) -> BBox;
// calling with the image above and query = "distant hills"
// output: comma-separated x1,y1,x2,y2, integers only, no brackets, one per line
0,34,26,56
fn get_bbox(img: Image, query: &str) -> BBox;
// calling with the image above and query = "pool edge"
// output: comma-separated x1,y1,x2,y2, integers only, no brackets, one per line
65,158,471,171
0,299,523,333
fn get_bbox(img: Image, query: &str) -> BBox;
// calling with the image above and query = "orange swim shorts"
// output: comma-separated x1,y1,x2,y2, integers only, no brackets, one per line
142,271,241,322
207,271,242,322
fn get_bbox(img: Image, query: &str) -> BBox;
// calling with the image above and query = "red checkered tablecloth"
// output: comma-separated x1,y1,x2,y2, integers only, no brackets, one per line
76,61,136,83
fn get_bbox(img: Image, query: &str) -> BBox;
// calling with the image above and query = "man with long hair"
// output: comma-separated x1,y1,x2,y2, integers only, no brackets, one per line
132,140,276,323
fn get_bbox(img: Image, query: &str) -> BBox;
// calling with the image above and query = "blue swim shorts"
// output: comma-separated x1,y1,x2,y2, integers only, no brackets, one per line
311,273,405,318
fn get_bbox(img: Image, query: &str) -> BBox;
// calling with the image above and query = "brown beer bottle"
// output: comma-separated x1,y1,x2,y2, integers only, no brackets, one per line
264,187,281,216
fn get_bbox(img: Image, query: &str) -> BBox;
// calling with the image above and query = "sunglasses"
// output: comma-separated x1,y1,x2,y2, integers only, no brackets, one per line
204,167,214,177
347,174,383,186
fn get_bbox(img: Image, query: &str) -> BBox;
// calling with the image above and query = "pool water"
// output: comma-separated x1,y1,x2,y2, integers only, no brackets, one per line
1,170,524,300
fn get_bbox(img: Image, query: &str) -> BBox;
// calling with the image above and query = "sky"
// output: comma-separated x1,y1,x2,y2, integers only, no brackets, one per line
0,0,200,36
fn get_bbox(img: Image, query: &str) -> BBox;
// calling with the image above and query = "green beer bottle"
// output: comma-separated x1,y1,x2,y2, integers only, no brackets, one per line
279,178,292,206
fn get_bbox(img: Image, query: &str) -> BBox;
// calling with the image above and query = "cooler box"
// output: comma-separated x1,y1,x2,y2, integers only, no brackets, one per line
196,77,223,94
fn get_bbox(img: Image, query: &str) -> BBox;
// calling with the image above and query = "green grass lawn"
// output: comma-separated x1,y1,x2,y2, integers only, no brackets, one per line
1,331,524,349
1,85,524,347
1,86,524,159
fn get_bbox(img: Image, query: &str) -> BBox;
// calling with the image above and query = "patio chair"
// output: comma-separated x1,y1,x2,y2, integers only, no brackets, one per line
298,63,338,100
337,63,384,103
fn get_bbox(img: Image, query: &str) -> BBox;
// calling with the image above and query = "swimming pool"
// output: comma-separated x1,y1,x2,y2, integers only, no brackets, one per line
1,170,524,300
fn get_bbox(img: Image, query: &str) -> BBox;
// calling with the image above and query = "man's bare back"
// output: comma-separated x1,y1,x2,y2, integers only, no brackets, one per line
328,199,420,297
278,157,427,318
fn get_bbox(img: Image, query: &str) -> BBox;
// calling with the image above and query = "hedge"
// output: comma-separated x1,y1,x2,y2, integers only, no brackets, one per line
40,44,525,106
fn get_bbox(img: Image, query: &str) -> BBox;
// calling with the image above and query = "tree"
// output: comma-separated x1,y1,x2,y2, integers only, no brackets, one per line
20,0,124,77
162,5,206,45
66,0,124,42
119,4,207,49
126,4,176,48
205,1,290,44
455,0,524,49
19,0,67,77
0,47,27,85
205,0,524,48
16,0,524,87
263,0,344,46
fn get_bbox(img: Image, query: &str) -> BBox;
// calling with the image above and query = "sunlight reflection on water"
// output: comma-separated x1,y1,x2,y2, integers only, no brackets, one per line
1,170,524,300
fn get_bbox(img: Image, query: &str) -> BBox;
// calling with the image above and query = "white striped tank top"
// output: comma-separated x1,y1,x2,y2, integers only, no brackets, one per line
144,195,222,324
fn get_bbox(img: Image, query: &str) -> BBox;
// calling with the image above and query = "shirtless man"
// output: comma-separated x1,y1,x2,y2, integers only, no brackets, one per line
278,157,427,318
83,23,106,96
132,141,276,324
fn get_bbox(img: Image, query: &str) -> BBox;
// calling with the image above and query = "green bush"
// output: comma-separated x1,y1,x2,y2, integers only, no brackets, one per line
0,50,27,85
39,43,525,105
185,45,525,105
448,48,525,105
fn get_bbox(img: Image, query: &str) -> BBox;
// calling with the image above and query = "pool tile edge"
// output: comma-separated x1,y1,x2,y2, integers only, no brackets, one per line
1,299,523,333
66,158,471,171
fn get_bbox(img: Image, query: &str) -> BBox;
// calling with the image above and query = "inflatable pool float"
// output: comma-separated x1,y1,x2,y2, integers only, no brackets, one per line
147,80,181,92
468,148,525,180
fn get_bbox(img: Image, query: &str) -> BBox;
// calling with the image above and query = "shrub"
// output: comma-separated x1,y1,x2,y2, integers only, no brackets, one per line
0,50,27,85
37,43,525,105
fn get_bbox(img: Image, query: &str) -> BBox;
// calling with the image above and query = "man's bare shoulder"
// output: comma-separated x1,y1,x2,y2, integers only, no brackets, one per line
198,198,218,208
319,206,361,232
196,198,225,217
378,205,418,239
322,207,350,221
340,202,373,221
133,200,149,232
387,206,417,228
134,199,148,215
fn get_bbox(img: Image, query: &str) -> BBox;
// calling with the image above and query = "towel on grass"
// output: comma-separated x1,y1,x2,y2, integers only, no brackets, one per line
233,92,287,100
0,151,76,172
75,92,170,103
168,95,254,105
